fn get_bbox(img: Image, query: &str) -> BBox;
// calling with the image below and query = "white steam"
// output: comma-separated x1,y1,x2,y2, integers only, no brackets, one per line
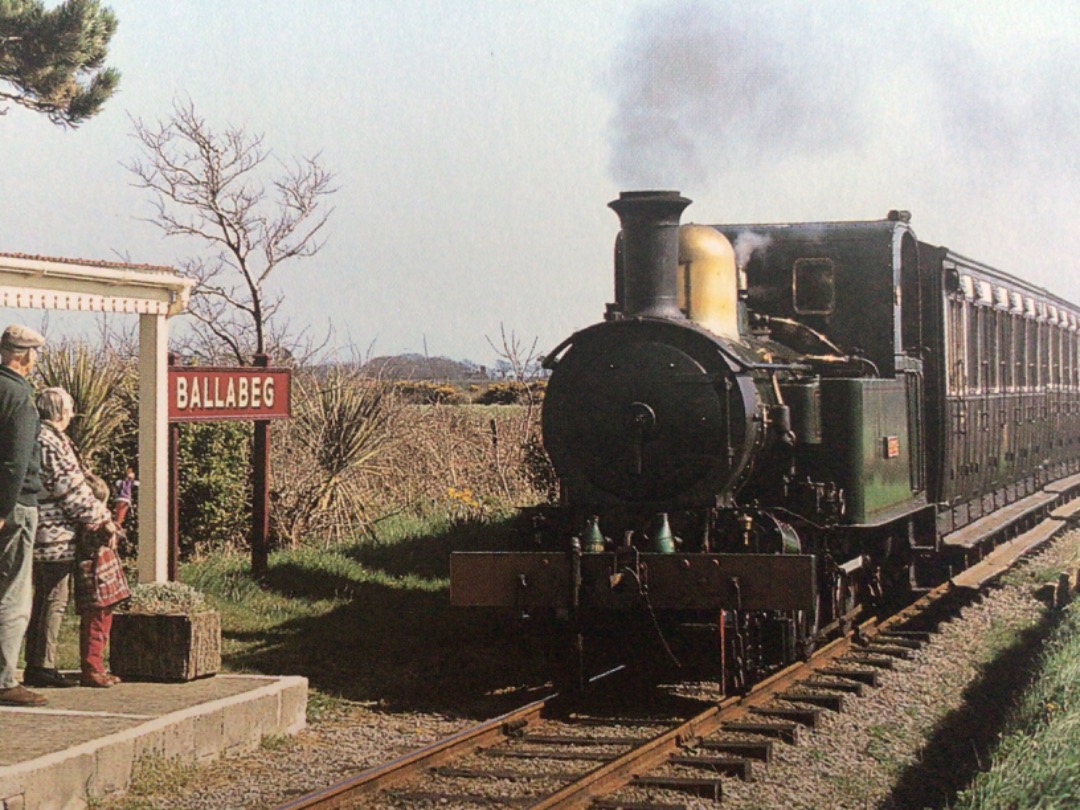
733,232,772,273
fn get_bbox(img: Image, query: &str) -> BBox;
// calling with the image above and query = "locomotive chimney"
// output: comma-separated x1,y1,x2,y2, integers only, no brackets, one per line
609,190,691,320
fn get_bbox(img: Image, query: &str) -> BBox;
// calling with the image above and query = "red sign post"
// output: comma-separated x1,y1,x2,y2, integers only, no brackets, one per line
167,358,291,577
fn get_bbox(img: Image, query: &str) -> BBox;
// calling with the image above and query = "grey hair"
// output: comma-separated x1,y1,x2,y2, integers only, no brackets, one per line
36,387,74,424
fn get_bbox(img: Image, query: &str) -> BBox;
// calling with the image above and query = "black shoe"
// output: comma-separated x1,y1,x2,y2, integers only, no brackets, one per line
23,667,77,688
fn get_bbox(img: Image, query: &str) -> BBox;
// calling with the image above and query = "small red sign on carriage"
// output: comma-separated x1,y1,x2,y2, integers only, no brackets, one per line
167,367,291,422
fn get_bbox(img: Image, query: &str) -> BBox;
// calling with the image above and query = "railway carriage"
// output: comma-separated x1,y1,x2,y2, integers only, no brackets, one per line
450,191,1080,691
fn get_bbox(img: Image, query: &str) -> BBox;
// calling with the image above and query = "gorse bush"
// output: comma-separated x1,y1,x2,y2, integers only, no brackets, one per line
474,380,545,406
368,403,552,516
394,380,466,405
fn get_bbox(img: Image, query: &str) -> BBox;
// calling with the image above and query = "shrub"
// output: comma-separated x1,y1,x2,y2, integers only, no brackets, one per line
393,380,466,405
475,380,546,405
176,421,253,553
40,342,558,557
125,581,208,614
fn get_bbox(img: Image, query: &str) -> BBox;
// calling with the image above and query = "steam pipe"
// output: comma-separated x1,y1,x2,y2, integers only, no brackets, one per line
609,190,691,319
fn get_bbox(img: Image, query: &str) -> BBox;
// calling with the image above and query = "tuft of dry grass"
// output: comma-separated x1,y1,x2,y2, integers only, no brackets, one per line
271,369,401,544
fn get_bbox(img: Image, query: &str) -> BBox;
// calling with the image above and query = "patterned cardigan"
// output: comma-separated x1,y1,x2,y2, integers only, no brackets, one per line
34,423,110,564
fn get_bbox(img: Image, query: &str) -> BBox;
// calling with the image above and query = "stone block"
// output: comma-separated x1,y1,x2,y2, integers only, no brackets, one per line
278,677,309,734
161,716,195,760
222,691,278,752
192,710,225,762
24,751,94,809
111,611,221,681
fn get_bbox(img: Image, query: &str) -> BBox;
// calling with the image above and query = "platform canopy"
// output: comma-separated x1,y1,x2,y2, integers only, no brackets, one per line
0,252,194,583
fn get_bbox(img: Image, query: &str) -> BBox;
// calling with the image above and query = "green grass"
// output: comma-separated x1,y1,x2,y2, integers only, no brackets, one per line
88,756,200,810
948,600,1080,809
50,510,549,720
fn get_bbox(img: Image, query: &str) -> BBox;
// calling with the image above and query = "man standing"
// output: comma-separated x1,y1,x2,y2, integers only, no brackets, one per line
0,325,46,706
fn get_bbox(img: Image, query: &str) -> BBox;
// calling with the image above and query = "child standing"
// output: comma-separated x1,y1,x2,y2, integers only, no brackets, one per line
74,474,130,687
112,466,137,527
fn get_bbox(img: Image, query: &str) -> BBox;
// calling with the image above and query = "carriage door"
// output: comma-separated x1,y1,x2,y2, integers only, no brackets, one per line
899,233,925,495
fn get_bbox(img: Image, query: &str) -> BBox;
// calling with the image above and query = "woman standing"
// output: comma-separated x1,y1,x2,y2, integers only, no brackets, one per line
23,388,111,688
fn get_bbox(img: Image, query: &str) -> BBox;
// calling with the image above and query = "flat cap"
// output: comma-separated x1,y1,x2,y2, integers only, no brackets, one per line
1,324,45,351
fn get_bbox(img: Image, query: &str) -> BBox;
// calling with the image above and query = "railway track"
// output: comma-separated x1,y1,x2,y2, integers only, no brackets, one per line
276,504,1080,810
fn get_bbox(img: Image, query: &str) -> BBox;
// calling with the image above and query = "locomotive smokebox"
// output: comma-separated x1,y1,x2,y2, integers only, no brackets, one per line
610,191,691,320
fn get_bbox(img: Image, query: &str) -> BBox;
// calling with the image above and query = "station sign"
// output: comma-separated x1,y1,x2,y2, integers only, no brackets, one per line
168,366,291,422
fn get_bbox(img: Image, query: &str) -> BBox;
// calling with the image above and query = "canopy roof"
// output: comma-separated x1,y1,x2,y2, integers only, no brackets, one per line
0,252,192,315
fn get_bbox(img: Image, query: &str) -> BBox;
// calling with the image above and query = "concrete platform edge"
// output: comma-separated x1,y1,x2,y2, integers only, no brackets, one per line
0,674,308,810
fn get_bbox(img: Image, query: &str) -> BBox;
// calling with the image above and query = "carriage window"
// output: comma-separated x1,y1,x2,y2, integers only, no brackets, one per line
1027,320,1038,390
1052,326,1062,388
1072,332,1078,390
968,302,982,393
1040,323,1050,390
1065,329,1071,391
987,310,1000,393
792,259,835,315
1011,314,1022,391
1074,333,1080,390
948,299,965,395
1002,313,1014,391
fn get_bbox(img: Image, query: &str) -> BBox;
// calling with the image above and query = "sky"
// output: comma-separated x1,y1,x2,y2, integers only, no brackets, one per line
3,1,1080,366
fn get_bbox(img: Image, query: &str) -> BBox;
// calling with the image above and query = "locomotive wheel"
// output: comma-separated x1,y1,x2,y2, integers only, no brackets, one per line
545,622,586,697
880,536,916,609
798,608,819,660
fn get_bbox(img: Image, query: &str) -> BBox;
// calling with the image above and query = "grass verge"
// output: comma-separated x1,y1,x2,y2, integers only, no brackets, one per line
947,597,1080,809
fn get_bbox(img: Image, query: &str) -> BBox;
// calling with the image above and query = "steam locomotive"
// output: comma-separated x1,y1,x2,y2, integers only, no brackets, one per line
451,191,1080,691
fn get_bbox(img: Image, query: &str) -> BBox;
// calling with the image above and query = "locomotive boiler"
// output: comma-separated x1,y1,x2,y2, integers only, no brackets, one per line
451,190,1080,692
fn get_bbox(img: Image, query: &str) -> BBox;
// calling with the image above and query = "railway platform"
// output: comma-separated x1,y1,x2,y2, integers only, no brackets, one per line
0,671,307,810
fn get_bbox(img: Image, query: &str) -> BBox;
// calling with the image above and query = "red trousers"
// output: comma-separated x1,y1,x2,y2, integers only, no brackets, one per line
114,501,130,527
80,607,113,676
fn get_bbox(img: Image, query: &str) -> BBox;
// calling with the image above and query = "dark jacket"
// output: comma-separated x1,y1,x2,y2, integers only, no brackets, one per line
0,365,41,518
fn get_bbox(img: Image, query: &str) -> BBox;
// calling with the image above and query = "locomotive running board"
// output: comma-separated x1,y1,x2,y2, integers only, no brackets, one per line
450,552,817,612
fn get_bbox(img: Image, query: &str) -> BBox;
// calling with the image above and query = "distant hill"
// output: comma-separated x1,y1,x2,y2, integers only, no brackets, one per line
362,353,487,381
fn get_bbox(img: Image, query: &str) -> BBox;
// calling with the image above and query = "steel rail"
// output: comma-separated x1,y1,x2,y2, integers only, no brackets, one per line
526,623,870,810
273,695,552,810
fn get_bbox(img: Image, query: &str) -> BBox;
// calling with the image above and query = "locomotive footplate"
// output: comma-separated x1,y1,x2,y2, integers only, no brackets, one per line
450,552,817,612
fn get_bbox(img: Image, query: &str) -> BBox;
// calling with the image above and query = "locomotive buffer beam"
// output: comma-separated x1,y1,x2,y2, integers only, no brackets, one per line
450,552,817,613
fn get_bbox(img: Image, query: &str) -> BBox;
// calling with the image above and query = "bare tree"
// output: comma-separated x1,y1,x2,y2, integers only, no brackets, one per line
126,98,336,364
